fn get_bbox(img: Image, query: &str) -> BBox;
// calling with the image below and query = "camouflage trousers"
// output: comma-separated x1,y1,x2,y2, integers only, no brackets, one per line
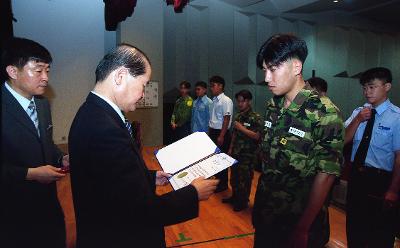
230,155,255,205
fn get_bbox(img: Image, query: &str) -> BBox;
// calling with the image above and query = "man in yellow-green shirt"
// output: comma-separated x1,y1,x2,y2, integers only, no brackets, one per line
171,81,193,142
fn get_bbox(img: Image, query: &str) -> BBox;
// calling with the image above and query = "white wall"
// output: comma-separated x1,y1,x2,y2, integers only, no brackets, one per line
12,0,106,144
119,0,164,146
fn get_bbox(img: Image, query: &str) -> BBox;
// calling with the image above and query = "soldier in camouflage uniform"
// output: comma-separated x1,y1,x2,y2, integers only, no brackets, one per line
252,34,344,248
171,81,193,142
223,90,263,211
306,76,343,247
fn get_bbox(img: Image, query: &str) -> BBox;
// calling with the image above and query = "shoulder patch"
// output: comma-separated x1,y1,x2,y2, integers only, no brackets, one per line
320,97,340,113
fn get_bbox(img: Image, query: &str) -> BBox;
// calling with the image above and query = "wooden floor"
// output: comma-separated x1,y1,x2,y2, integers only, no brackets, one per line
56,145,395,248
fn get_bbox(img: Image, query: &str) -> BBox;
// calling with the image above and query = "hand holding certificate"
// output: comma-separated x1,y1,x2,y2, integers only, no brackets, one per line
155,132,238,190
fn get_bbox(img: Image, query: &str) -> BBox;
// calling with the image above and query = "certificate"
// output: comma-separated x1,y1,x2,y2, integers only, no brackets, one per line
155,132,237,190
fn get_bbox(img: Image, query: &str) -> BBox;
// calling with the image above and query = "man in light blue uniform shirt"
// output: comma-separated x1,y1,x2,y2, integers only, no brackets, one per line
344,67,400,248
191,81,212,133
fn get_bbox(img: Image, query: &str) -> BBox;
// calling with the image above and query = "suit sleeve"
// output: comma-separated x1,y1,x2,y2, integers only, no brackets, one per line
42,99,64,165
88,127,199,227
1,162,28,183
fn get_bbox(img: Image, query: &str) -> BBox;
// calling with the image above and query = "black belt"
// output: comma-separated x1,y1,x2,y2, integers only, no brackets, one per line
354,164,392,176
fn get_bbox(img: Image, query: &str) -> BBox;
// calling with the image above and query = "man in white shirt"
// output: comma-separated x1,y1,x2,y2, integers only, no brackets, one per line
208,75,233,192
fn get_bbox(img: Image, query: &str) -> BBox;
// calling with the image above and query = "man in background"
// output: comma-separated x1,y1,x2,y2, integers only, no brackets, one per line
344,67,399,248
209,75,233,192
307,76,328,97
307,76,340,112
171,80,193,142
69,44,218,248
224,89,263,211
307,76,341,247
191,81,212,133
1,37,68,248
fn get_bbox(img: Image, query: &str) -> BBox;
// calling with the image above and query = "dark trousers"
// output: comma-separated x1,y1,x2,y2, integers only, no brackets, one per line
346,165,399,248
254,209,328,248
230,155,254,205
208,128,231,190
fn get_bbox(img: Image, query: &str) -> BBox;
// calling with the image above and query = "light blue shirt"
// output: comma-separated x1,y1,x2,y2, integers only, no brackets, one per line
191,95,212,132
91,91,125,123
4,82,35,115
345,99,400,171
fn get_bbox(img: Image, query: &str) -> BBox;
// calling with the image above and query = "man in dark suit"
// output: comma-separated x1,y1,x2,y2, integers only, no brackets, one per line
1,38,68,248
69,44,219,248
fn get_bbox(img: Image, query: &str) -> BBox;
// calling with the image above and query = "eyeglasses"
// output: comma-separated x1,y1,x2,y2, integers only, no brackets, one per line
362,84,386,92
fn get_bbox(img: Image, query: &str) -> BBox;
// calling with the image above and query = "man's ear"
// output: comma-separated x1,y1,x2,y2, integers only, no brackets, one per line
113,67,129,86
384,82,392,92
292,59,303,76
6,65,18,80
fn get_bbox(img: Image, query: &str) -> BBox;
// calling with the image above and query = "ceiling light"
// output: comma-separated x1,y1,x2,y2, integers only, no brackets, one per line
333,0,339,2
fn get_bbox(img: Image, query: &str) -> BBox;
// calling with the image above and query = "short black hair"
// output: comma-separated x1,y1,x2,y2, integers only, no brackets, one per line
195,81,207,89
179,80,191,89
256,33,308,70
235,89,252,100
95,43,150,83
209,75,225,88
2,37,52,75
360,67,392,86
307,77,328,93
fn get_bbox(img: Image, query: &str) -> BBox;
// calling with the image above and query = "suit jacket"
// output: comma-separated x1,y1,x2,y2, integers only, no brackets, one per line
69,93,199,248
1,84,65,248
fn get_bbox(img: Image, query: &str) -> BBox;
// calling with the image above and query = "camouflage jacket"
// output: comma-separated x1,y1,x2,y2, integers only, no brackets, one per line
231,108,263,156
253,85,344,229
171,95,193,127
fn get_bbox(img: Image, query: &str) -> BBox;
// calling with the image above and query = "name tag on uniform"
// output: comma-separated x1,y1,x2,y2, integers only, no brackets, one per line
265,121,272,128
288,127,305,138
378,124,391,131
244,122,251,127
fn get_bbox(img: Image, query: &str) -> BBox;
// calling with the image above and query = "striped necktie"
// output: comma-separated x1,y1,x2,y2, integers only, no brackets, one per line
125,118,133,137
27,100,40,137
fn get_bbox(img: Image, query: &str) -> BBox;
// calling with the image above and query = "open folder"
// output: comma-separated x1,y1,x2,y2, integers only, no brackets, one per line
155,132,238,190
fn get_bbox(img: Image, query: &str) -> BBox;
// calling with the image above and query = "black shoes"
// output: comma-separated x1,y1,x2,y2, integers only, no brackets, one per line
222,196,235,204
233,203,248,212
222,196,249,211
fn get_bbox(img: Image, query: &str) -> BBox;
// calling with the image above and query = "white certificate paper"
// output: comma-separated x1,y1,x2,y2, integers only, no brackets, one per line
155,132,237,190
169,153,236,190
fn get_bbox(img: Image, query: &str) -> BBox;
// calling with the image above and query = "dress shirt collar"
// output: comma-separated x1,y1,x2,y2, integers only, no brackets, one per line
363,98,390,116
4,82,34,111
213,92,225,101
199,95,209,103
91,91,125,123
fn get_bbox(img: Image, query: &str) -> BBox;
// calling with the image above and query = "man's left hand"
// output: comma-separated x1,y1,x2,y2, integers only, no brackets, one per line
217,135,224,147
383,190,399,209
233,121,244,131
156,171,171,186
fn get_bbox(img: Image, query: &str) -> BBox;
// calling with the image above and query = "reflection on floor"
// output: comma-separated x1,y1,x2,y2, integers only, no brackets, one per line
57,145,398,248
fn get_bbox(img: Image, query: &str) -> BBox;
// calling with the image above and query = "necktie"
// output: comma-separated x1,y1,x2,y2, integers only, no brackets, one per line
125,118,133,137
353,108,376,167
27,101,40,137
